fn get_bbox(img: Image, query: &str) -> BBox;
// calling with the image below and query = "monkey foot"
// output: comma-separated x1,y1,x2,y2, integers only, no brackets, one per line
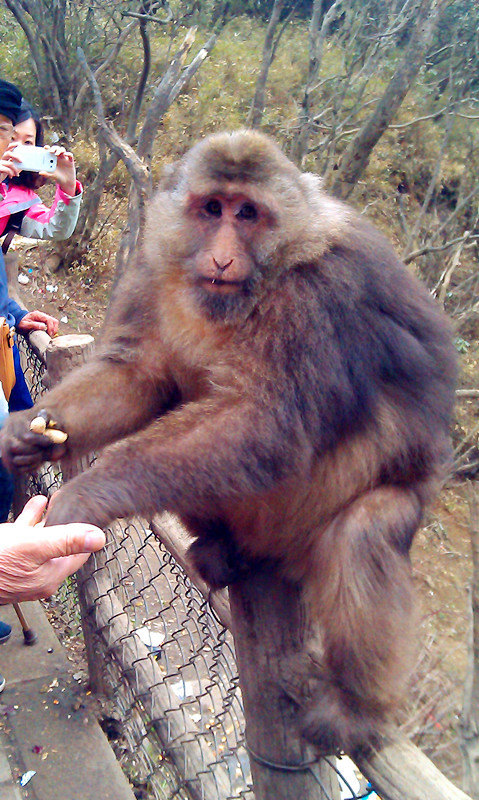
301,682,384,757
187,536,249,590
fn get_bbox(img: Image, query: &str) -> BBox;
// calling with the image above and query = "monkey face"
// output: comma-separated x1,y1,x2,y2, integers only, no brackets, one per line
183,191,271,322
145,130,349,325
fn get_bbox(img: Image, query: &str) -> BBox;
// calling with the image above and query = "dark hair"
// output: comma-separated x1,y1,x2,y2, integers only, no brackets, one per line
10,104,46,191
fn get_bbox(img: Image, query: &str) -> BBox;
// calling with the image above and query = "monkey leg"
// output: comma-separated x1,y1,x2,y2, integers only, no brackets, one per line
184,518,251,590
299,485,422,756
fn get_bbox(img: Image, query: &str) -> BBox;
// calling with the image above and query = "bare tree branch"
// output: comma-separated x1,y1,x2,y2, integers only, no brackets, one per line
331,0,445,198
73,20,136,115
248,0,289,129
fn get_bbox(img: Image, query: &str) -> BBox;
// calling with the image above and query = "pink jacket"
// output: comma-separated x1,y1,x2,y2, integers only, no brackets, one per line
0,180,83,241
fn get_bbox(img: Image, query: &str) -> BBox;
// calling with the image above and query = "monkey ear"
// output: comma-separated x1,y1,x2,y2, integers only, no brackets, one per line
158,160,183,192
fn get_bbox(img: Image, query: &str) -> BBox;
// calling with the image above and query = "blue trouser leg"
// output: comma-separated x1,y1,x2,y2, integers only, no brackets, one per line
0,461,14,523
8,344,33,413
1,343,33,522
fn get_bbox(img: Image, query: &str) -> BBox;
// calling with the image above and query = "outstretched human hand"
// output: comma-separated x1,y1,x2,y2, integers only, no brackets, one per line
0,495,105,604
17,310,59,337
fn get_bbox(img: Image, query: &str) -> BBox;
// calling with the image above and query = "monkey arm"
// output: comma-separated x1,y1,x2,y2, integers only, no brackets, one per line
0,356,173,472
44,393,309,529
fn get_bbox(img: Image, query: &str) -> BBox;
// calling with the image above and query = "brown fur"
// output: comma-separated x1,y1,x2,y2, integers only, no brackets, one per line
1,130,457,755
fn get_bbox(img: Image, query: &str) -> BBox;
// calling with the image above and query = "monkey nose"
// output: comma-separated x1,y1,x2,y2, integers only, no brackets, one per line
213,257,234,272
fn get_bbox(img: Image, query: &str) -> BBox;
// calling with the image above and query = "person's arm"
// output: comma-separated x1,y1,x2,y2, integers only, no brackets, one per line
19,181,83,241
0,495,105,603
7,297,28,327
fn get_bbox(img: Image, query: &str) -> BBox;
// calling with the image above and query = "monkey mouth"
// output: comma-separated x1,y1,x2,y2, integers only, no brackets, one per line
197,276,244,294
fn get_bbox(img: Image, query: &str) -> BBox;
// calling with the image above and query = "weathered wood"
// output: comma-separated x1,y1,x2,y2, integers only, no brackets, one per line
79,550,233,800
357,735,473,800
43,334,94,388
43,333,106,694
229,564,340,800
460,482,479,798
153,514,472,800
26,329,51,363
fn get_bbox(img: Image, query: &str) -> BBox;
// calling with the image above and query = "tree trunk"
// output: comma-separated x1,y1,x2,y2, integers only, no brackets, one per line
291,0,345,165
247,0,287,129
114,31,218,282
331,0,443,199
55,150,121,268
229,563,340,800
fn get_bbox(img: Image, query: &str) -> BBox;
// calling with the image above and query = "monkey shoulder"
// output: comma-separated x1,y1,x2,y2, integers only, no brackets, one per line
313,215,455,368
256,215,456,446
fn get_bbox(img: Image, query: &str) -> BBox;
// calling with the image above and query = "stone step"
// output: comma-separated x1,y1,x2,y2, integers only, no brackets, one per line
0,601,136,800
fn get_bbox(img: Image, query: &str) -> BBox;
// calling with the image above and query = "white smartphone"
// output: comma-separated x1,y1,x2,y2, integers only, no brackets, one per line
12,145,57,174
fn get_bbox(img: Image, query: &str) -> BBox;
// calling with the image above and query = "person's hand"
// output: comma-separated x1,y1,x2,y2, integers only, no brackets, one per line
0,142,20,182
17,310,59,337
0,495,105,603
42,145,76,196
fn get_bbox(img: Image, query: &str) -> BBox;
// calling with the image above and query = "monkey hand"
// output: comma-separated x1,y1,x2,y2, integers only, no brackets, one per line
188,536,251,590
44,475,113,531
1,407,68,473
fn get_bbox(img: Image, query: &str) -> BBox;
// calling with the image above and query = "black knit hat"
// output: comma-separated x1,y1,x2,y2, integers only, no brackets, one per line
0,79,22,124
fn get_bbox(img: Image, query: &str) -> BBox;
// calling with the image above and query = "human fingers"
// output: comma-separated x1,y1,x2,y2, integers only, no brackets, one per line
48,551,94,582
47,320,59,336
19,319,47,332
44,315,59,337
25,523,106,564
27,310,47,321
14,495,48,526
48,146,73,160
3,144,22,162
0,159,20,178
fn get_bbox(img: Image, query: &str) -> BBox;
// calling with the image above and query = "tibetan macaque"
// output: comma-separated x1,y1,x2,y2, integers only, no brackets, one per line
1,131,456,755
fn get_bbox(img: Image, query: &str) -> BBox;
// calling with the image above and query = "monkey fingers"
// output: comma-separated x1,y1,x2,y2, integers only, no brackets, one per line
2,430,64,473
44,475,112,529
1,407,68,472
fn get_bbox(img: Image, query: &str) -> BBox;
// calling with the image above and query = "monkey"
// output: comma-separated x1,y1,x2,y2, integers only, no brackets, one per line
0,130,457,756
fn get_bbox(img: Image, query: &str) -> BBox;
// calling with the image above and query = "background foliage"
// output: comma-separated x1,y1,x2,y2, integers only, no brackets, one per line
1,0,479,787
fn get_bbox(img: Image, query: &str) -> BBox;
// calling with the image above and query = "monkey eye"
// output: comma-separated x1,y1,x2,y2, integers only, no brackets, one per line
204,199,222,217
237,203,258,221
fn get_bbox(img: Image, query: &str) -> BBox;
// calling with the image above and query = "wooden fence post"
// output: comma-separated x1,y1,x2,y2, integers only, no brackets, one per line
229,563,340,800
43,334,109,694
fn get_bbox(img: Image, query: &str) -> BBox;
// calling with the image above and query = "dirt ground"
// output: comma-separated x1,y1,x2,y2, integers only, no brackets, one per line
408,486,472,783
13,237,478,787
10,238,112,337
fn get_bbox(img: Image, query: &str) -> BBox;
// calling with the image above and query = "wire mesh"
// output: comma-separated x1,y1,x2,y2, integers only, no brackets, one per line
16,335,373,800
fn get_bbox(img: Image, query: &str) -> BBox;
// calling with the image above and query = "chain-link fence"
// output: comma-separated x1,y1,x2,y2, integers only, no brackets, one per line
16,335,379,800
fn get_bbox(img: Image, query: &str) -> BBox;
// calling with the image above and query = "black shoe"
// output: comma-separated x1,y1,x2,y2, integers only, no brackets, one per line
0,621,11,643
0,674,5,692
